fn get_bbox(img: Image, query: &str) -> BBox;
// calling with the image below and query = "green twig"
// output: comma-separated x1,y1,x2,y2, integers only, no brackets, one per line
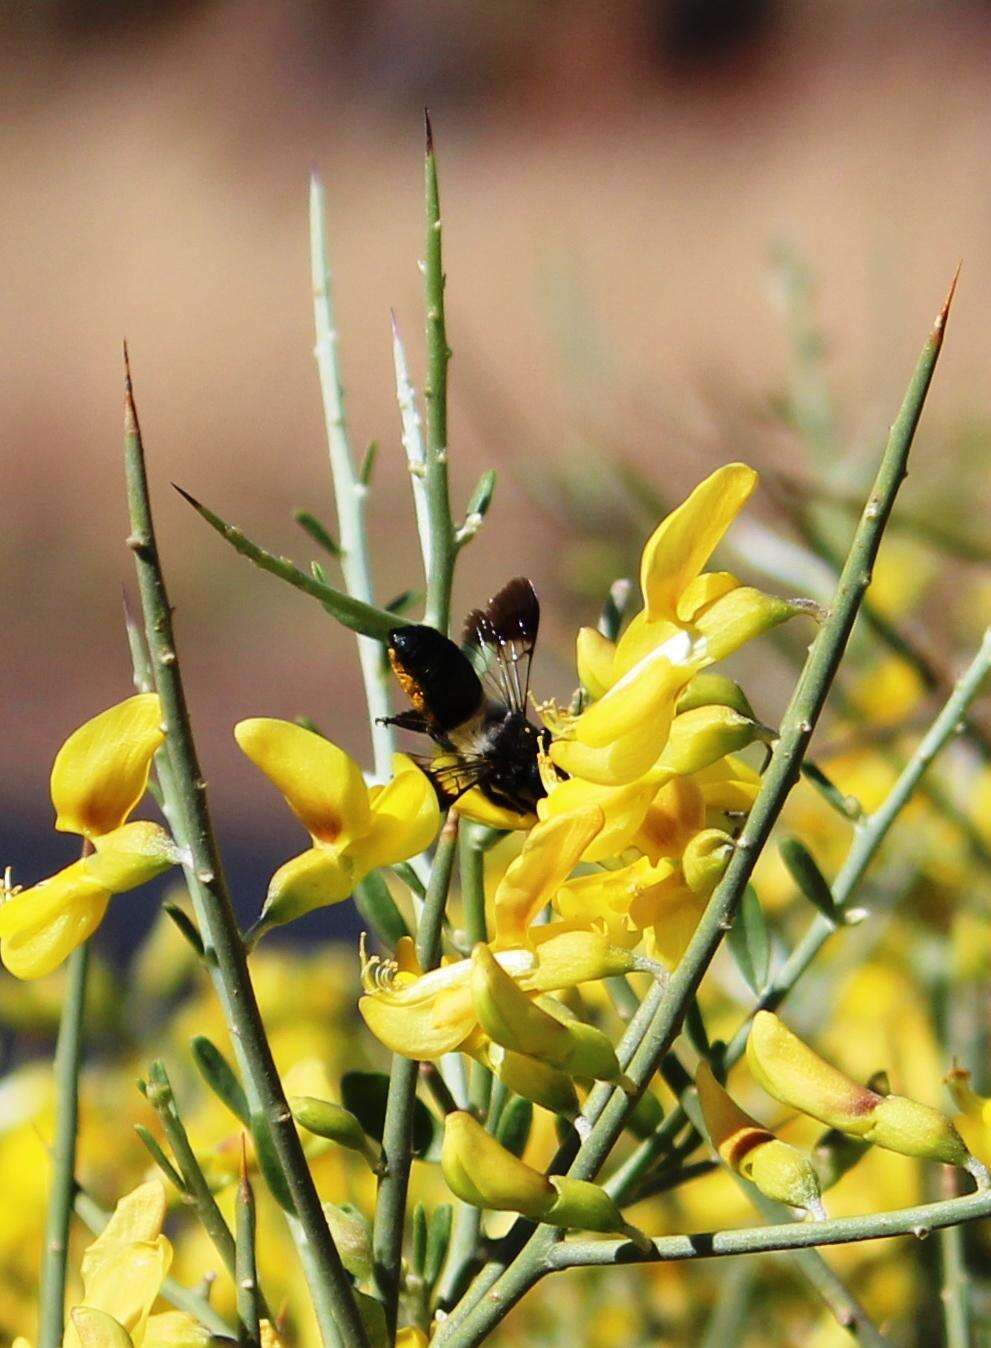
437,274,957,1348
433,826,490,1310
391,311,431,576
422,112,456,633
140,1061,237,1279
548,1186,991,1270
123,350,367,1348
310,174,395,777
372,815,460,1336
237,1145,262,1346
174,484,395,642
38,938,89,1348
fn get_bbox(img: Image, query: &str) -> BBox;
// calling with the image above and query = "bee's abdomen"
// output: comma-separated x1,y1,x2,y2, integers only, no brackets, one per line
388,625,484,732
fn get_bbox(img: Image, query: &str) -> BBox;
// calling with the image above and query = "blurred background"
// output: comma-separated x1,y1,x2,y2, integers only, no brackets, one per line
4,0,991,954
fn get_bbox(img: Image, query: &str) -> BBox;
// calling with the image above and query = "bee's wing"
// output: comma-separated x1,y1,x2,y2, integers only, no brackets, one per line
410,752,490,807
462,577,540,715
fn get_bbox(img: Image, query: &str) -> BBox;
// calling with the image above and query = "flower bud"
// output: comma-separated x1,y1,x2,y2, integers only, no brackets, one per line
489,1045,580,1118
696,1063,824,1217
682,829,734,896
441,1112,553,1219
545,1175,651,1251
656,706,772,778
471,943,572,1062
290,1096,381,1171
472,945,625,1085
867,1095,969,1166
748,1012,974,1168
676,673,756,720
746,1012,879,1136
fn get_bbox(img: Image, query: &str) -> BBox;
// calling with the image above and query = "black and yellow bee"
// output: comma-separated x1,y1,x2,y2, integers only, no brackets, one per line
383,577,549,815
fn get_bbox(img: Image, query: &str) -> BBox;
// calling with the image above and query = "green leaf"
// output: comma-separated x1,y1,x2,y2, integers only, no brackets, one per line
359,440,379,485
411,1202,428,1277
133,1124,187,1194
682,996,710,1055
494,1096,533,1158
779,836,837,921
800,761,862,821
385,589,423,616
340,1071,437,1156
161,902,204,958
464,469,496,520
727,885,770,994
250,1113,295,1212
191,1037,251,1127
294,509,341,557
424,1204,453,1287
354,872,410,948
174,485,394,640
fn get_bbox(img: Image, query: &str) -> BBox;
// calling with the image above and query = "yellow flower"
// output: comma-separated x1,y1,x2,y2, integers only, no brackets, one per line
551,464,802,785
946,1067,991,1167
235,718,440,935
696,1062,825,1217
358,809,648,1060
0,695,178,979
64,1180,208,1348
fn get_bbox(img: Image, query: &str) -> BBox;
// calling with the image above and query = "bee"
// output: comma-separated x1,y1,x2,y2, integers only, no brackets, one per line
383,577,549,815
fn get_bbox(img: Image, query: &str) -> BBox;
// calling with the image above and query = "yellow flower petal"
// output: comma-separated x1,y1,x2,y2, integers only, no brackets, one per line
354,761,440,873
75,1238,172,1345
693,587,799,664
0,862,110,980
551,728,667,788
640,464,756,623
523,927,637,988
676,571,740,623
235,718,370,845
396,1330,429,1348
454,788,535,831
492,807,603,944
141,1313,211,1348
576,627,616,699
359,977,476,1059
574,647,692,749
80,1181,166,1283
69,1309,132,1348
538,775,659,863
85,822,180,893
632,777,706,863
51,694,164,839
259,846,355,931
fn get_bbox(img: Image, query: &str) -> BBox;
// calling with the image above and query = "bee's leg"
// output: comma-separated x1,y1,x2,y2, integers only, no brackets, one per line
378,711,432,732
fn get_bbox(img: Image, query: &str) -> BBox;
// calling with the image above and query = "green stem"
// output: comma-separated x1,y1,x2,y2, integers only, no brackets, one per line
391,312,431,577
432,829,490,1311
422,113,456,633
372,816,459,1336
743,625,991,1038
142,1061,237,1281
123,351,367,1348
73,1187,234,1336
38,939,89,1348
437,274,956,1348
940,1177,970,1348
310,174,394,778
174,484,395,642
698,1259,754,1348
740,1187,888,1346
548,1187,991,1269
236,1156,261,1346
